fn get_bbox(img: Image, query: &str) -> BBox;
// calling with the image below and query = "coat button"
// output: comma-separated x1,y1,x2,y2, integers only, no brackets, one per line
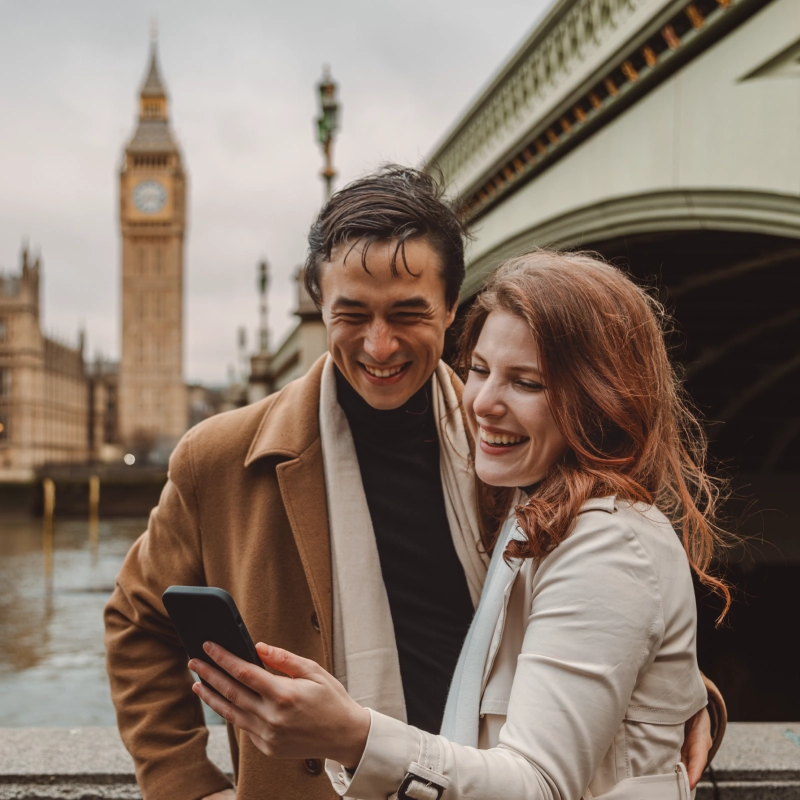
304,758,322,775
310,612,320,632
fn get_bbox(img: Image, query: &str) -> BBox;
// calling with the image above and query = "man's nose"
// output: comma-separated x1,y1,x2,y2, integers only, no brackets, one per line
472,378,505,419
363,322,400,362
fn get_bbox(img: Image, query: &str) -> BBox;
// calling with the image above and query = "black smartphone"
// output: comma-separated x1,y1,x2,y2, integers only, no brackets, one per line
162,586,264,691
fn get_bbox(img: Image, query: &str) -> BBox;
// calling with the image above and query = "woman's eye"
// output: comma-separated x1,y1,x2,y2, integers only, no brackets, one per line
517,380,545,391
468,365,489,376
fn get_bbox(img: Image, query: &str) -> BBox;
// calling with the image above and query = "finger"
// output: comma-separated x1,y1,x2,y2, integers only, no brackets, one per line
685,746,704,788
192,679,258,732
683,738,709,789
201,643,296,702
190,657,260,712
202,642,279,695
255,642,325,681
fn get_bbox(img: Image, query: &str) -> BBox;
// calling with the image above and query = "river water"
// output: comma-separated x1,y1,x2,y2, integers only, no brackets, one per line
0,514,222,727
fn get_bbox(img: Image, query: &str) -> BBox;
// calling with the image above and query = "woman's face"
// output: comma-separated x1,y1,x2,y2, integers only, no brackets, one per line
463,310,568,488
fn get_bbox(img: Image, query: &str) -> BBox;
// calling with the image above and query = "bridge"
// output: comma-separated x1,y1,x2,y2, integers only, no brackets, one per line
426,0,800,722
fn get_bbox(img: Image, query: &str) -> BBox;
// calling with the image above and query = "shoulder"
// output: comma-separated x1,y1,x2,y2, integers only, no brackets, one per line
171,361,325,475
569,496,683,560
526,496,665,651
550,496,691,603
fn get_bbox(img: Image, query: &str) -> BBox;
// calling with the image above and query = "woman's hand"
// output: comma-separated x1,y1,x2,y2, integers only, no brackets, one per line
190,642,370,769
682,707,712,788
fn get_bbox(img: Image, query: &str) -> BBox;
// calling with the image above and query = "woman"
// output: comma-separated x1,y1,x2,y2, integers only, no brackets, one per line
191,250,730,800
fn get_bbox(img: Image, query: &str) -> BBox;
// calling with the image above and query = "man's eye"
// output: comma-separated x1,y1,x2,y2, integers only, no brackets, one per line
339,314,368,322
393,312,425,322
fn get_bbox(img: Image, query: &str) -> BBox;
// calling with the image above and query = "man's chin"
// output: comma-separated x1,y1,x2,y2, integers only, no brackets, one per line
356,376,417,411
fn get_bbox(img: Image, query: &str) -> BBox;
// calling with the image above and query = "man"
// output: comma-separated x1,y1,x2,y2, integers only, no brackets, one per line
105,167,719,800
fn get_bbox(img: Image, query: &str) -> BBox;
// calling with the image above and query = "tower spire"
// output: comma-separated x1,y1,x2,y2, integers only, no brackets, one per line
141,32,167,99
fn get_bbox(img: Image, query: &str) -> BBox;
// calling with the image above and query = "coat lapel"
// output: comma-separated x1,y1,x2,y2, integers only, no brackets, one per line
244,355,333,671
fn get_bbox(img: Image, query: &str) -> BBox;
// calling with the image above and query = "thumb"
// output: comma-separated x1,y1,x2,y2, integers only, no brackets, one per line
256,642,323,681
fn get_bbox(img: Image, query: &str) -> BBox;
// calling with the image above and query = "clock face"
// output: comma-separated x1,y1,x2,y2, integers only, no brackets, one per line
133,181,166,214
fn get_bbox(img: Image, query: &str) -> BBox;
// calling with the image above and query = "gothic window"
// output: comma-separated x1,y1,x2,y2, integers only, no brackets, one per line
155,246,162,275
0,317,6,342
0,413,7,441
138,246,146,274
0,367,9,396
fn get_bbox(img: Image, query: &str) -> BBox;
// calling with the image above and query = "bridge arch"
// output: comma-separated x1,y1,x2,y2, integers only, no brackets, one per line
463,189,800,296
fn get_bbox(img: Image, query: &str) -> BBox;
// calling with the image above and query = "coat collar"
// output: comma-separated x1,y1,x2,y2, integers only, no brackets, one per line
244,354,328,466
244,355,466,467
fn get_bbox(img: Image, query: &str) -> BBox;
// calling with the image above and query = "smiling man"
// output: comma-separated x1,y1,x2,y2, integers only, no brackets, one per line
105,167,719,800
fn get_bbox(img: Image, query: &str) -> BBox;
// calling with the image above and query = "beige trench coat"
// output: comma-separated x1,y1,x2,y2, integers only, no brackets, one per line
329,498,708,800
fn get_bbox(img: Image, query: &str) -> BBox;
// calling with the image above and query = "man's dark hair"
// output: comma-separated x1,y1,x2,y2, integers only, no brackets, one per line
304,165,468,310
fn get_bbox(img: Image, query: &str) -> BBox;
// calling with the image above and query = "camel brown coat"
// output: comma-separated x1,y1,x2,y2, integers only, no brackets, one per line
105,356,338,800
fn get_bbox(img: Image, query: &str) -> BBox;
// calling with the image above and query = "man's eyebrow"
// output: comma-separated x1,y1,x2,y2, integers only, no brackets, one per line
390,297,430,310
331,297,367,309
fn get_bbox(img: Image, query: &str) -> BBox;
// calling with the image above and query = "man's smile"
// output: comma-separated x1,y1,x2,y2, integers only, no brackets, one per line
360,362,411,380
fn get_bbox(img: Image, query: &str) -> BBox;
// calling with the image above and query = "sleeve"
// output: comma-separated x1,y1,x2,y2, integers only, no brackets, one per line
328,511,664,800
104,428,233,800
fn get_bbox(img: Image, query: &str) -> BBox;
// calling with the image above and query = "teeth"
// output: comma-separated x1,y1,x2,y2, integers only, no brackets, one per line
480,428,526,445
364,364,404,378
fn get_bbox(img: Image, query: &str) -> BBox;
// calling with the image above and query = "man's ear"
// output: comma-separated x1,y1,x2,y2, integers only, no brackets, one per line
445,302,458,329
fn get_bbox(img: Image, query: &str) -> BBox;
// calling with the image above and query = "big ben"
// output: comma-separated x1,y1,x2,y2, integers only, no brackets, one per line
119,40,188,451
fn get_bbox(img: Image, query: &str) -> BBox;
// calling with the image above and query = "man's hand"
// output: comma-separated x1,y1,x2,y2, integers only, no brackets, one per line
682,707,712,789
201,791,235,800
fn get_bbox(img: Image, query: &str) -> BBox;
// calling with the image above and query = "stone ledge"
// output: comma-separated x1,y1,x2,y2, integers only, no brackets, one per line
0,727,231,800
696,723,800,800
1,723,799,799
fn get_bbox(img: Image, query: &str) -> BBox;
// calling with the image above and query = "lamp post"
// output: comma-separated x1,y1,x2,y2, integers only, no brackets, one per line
258,259,269,353
316,66,339,203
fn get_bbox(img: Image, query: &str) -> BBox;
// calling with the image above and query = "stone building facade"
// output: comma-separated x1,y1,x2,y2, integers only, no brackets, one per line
118,43,188,452
0,248,114,480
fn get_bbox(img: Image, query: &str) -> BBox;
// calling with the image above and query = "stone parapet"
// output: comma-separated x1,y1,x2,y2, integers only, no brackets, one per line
698,723,800,800
0,727,231,799
1,723,798,799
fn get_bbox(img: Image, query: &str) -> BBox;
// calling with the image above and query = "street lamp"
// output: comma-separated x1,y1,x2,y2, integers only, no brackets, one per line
258,259,269,353
316,65,339,203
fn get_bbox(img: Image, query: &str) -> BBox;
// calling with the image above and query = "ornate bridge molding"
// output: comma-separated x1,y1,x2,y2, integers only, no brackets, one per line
462,189,800,298
430,0,772,220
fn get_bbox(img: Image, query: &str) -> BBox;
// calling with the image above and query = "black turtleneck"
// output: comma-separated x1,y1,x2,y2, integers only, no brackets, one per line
335,367,475,734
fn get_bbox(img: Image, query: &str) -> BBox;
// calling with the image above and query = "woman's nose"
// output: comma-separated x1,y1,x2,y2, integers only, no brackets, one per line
472,379,505,419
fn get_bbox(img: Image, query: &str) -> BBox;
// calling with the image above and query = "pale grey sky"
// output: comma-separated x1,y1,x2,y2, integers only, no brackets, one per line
0,0,551,383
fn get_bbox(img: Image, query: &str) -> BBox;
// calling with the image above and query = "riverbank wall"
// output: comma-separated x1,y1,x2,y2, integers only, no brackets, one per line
0,466,167,517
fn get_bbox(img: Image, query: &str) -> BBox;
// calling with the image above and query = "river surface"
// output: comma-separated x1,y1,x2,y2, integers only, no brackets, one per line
0,514,222,726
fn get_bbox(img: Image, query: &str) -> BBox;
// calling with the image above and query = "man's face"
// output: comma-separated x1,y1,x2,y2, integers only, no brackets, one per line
319,237,456,410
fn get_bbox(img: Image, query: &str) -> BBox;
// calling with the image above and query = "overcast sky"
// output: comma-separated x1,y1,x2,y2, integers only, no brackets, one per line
0,0,551,384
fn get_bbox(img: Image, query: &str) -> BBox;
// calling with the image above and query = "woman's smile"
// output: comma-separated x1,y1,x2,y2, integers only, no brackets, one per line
478,425,529,449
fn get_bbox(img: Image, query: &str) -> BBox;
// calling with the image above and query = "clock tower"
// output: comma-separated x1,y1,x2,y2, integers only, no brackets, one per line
119,40,188,453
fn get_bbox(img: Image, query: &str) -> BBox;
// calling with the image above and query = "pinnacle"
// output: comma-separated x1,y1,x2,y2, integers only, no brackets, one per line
141,41,167,98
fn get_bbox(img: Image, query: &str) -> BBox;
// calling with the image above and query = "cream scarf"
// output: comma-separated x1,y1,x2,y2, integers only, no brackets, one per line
318,355,489,721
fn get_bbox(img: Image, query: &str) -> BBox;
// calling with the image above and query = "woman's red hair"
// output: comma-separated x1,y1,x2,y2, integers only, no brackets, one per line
461,250,733,620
